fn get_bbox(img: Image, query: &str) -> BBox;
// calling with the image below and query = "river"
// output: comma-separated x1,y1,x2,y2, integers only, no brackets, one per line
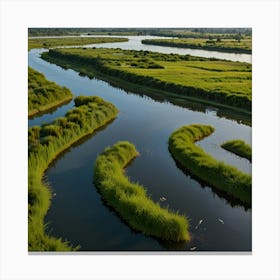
28,36,251,251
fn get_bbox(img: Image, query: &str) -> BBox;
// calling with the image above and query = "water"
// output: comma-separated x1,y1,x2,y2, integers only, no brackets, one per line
28,40,252,251
80,35,252,63
30,35,252,63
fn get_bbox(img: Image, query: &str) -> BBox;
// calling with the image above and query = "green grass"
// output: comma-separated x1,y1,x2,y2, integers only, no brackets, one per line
28,67,73,117
142,38,252,54
168,124,251,205
94,141,190,242
41,48,252,112
221,139,252,161
28,36,128,50
28,96,118,251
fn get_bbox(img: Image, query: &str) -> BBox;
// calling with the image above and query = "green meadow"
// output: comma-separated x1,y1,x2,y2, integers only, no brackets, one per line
168,124,251,205
41,48,252,112
142,38,252,54
28,36,128,50
94,141,190,242
28,67,73,117
28,96,118,251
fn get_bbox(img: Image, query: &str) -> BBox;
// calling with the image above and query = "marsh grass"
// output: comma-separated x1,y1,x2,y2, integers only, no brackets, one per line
94,141,190,242
42,48,252,112
28,37,128,50
221,139,252,161
142,38,252,54
168,124,251,205
28,67,73,117
28,96,118,251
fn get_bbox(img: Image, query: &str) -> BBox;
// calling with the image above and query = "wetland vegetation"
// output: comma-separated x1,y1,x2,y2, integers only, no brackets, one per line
28,67,73,117
94,141,190,242
28,96,118,250
28,28,252,251
142,38,252,54
168,124,251,205
28,36,128,50
221,139,252,161
41,48,252,113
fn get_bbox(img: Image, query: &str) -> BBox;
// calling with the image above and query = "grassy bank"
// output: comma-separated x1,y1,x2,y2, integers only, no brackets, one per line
142,38,252,54
221,139,252,161
168,124,251,205
41,48,252,113
94,141,190,242
28,67,73,117
28,96,118,251
28,36,128,50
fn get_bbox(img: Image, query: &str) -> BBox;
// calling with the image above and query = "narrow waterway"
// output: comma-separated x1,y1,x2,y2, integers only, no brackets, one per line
28,41,251,251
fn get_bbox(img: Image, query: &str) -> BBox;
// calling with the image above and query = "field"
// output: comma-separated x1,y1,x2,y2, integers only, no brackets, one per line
28,36,128,50
142,38,252,53
41,47,252,112
28,67,73,117
168,124,251,205
28,96,118,251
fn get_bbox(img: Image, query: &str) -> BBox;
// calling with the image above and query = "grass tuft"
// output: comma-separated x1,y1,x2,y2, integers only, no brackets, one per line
29,96,118,251
221,139,251,161
168,124,251,205
28,67,73,117
94,141,190,242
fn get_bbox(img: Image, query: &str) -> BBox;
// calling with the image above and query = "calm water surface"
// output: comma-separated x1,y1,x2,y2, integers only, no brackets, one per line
30,35,251,63
28,43,252,251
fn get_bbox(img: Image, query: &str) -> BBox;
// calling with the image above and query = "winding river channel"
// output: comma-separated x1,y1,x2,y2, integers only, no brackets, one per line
28,36,252,251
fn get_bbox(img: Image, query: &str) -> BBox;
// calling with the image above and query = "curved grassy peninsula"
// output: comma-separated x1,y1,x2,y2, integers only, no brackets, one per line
142,38,252,54
41,48,252,113
168,125,251,205
28,67,73,117
221,139,252,161
28,36,128,50
28,96,118,251
94,141,190,242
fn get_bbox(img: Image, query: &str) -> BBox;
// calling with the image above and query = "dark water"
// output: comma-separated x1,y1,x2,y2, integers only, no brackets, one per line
28,47,252,251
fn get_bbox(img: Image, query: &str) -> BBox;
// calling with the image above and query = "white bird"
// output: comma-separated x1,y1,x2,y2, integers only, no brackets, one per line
218,218,224,224
195,219,203,229
159,196,167,202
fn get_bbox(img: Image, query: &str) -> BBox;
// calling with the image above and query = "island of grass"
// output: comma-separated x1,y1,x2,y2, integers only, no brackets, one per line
28,36,128,50
168,124,251,205
221,139,252,161
28,67,73,117
28,95,118,251
41,48,252,113
94,141,190,242
142,38,252,54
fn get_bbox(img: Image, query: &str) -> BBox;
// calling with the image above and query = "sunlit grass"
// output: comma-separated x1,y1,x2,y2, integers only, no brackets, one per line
94,141,190,242
142,38,252,53
28,67,73,117
28,37,128,50
28,96,118,251
168,124,251,205
221,139,252,161
41,48,251,112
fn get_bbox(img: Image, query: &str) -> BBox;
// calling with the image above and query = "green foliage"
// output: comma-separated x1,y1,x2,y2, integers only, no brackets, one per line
28,37,128,50
28,96,118,251
221,139,252,161
42,48,252,112
28,67,73,117
168,124,251,205
142,38,252,54
94,141,190,242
